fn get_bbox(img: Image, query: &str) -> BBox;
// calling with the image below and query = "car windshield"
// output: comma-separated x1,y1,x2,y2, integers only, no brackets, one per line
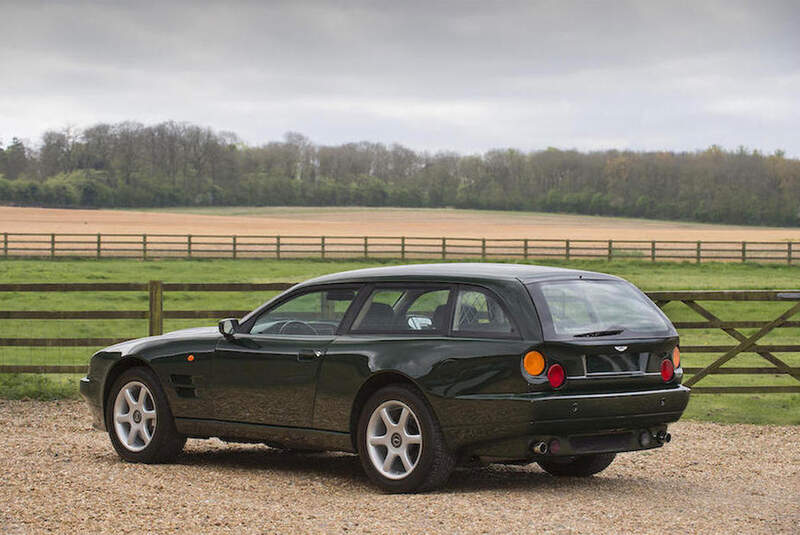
529,279,671,338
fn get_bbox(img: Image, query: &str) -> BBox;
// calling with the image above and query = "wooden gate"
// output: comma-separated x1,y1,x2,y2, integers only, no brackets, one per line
647,290,800,393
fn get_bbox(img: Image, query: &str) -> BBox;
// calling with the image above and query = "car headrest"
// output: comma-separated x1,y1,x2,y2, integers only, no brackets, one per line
432,304,449,330
359,302,395,330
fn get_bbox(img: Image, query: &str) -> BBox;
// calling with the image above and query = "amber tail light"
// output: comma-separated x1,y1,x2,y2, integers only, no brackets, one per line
672,346,681,368
523,351,546,376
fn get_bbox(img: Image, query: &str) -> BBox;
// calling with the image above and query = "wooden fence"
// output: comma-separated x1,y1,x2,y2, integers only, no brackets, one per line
2,232,799,263
0,283,799,394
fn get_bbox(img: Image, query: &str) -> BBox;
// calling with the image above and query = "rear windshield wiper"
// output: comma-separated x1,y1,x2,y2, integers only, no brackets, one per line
573,328,625,338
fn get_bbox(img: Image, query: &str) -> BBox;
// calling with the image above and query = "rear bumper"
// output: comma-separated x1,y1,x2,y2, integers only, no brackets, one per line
80,376,105,430
443,385,690,460
529,385,690,433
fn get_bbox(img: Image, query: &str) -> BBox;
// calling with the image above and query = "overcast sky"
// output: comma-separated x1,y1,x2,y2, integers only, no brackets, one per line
1,0,799,155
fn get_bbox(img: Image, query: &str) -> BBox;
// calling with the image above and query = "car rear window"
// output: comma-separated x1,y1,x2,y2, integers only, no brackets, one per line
527,279,671,338
452,287,516,337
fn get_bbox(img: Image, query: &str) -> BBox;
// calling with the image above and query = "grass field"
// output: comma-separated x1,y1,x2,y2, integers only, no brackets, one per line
0,256,798,425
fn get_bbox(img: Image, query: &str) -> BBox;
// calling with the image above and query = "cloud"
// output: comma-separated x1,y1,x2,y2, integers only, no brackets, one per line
1,0,798,155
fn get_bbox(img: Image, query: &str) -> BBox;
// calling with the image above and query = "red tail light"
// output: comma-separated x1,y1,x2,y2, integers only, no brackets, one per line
660,359,675,382
547,363,566,388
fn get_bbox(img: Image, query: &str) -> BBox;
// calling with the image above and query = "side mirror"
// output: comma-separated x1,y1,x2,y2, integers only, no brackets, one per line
219,318,240,338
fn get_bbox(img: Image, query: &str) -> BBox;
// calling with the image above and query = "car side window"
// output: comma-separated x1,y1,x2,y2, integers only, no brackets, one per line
452,287,516,337
351,287,451,333
250,288,358,336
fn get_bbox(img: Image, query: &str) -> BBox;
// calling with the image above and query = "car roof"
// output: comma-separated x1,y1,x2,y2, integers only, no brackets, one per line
296,263,621,287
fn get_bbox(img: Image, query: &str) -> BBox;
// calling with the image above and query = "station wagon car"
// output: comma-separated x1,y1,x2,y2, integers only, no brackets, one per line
81,263,690,492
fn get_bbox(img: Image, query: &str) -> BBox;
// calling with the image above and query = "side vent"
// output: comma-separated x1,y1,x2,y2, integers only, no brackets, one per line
170,374,197,398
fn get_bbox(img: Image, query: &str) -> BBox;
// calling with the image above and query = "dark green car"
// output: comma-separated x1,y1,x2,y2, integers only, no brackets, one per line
81,263,689,492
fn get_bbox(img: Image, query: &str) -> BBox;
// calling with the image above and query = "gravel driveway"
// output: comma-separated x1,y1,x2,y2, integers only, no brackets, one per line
1,400,797,534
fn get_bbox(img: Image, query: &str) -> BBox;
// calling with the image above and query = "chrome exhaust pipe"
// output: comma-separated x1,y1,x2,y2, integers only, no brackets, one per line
656,431,672,443
531,441,549,455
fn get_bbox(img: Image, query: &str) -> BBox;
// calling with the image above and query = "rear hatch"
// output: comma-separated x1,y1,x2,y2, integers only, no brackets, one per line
538,337,680,393
526,278,681,393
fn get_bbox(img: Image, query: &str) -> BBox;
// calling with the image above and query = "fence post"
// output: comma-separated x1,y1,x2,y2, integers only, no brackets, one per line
3,232,7,257
565,239,570,261
741,241,746,263
321,236,326,259
148,280,163,336
142,234,147,259
276,236,281,259
364,236,368,258
696,241,701,264
789,242,793,265
401,236,406,260
651,240,656,262
481,238,486,259
232,235,237,259
442,237,447,260
96,233,101,259
50,233,55,258
187,234,192,258
607,239,613,261
524,239,529,260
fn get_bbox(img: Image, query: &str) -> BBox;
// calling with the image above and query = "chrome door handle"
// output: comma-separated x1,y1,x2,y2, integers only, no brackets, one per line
298,349,324,361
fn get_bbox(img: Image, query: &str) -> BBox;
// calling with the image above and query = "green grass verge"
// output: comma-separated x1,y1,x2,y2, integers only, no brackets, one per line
682,393,800,425
0,373,81,400
1,257,799,425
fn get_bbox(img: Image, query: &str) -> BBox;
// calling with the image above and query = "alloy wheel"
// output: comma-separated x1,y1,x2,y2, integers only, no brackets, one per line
113,381,157,452
366,400,423,480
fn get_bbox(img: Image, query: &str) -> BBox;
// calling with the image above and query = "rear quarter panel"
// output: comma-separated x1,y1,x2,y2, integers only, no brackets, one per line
313,336,535,431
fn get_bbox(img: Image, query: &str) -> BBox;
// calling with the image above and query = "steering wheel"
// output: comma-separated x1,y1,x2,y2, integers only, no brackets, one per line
278,320,318,335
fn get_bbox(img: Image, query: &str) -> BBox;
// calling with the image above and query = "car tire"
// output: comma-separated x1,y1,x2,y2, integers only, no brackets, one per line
105,366,186,463
537,453,616,477
357,384,455,493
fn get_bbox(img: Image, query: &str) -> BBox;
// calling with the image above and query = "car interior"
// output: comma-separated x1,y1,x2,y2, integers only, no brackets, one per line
248,286,514,337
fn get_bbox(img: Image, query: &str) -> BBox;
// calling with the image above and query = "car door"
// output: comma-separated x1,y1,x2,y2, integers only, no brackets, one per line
213,286,360,428
312,283,456,430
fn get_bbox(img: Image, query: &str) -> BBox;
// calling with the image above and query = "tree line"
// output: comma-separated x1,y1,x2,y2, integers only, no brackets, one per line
1,121,799,226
